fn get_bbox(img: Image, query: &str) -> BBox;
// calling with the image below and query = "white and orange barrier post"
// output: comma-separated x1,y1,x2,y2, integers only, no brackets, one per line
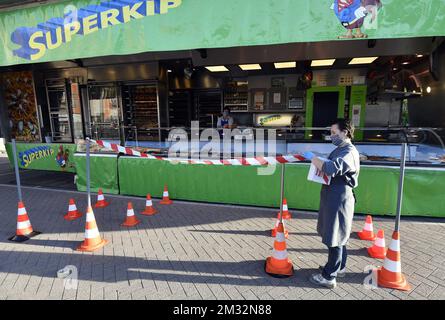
78,138,107,252
265,163,294,277
9,139,41,242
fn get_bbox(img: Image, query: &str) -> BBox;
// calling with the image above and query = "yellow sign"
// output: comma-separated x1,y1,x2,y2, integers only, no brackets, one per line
255,114,294,127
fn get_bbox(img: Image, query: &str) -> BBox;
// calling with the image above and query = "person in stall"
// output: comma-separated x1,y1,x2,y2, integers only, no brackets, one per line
217,107,235,129
303,118,360,289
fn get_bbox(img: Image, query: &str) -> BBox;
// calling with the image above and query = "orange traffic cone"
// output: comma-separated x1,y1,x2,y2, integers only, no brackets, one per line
377,231,411,291
9,201,41,242
265,222,294,277
357,215,376,240
122,202,141,227
276,198,291,220
159,185,173,205
271,218,289,238
77,206,108,252
367,229,387,259
141,194,157,216
64,198,83,221
94,188,109,208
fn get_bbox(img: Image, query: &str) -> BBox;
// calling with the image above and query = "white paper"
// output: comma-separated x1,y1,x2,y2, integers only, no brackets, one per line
352,104,361,127
254,92,264,103
273,93,281,104
307,157,331,185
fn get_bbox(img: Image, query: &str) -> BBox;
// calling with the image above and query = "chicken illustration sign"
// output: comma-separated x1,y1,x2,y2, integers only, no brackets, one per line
332,0,383,39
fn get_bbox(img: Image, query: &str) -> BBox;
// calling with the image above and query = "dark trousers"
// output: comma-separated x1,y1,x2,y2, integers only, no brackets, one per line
322,245,347,281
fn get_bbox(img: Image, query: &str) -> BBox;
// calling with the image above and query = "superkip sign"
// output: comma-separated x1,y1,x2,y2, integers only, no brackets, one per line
11,0,182,61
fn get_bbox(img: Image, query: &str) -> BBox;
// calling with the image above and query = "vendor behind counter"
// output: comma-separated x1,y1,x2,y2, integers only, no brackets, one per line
217,107,235,129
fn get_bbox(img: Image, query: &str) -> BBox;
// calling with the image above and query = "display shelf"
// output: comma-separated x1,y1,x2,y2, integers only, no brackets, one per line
122,84,159,141
224,81,248,112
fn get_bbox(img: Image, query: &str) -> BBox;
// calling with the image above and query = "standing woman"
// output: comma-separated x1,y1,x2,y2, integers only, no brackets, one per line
305,119,360,289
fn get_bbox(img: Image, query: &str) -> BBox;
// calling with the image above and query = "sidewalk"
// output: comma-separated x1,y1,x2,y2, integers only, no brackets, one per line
0,184,444,300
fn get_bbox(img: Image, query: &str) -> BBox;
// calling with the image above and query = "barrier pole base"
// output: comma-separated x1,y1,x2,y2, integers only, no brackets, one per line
8,231,41,242
264,258,294,278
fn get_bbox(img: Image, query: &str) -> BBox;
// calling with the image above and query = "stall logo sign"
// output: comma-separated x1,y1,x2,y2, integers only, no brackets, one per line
11,0,182,61
19,146,54,168
259,115,282,126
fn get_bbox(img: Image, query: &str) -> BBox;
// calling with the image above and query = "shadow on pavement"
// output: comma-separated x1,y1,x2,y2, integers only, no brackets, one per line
189,229,271,236
288,247,369,257
0,249,367,289
0,158,76,191
0,188,321,234
189,229,320,238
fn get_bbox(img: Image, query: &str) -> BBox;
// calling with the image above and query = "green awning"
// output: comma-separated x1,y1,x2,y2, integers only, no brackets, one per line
1,0,445,67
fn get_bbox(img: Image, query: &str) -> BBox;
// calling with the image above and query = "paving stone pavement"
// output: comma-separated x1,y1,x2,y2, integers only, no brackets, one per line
0,184,444,300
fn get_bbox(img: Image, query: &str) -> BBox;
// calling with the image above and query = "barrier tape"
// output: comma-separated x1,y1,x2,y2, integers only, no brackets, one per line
90,139,306,166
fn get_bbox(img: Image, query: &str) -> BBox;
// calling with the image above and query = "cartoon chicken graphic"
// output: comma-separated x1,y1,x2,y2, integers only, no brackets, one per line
332,0,382,39
56,145,69,169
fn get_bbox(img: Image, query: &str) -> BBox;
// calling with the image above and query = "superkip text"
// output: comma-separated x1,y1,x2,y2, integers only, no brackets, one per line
11,0,182,61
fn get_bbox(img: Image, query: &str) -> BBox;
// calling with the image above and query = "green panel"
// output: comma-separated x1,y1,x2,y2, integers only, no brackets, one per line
403,168,445,217
117,158,445,217
1,0,445,67
285,164,323,211
73,154,119,194
5,142,77,172
118,157,284,206
349,85,367,141
353,166,399,215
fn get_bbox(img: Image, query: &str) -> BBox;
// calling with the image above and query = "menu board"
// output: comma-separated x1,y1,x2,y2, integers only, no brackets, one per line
1,71,40,142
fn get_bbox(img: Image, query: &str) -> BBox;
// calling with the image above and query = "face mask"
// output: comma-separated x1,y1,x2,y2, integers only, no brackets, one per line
223,111,229,117
331,134,345,146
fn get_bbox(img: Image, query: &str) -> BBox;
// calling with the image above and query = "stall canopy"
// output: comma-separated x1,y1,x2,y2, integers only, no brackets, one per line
1,0,445,67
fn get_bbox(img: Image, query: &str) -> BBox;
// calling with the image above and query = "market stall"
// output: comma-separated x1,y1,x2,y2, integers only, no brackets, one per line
1,0,445,219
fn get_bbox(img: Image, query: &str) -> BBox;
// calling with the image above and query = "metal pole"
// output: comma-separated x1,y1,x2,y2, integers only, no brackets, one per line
279,163,285,223
135,126,139,148
395,142,407,232
94,123,98,140
11,139,22,202
86,138,91,207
